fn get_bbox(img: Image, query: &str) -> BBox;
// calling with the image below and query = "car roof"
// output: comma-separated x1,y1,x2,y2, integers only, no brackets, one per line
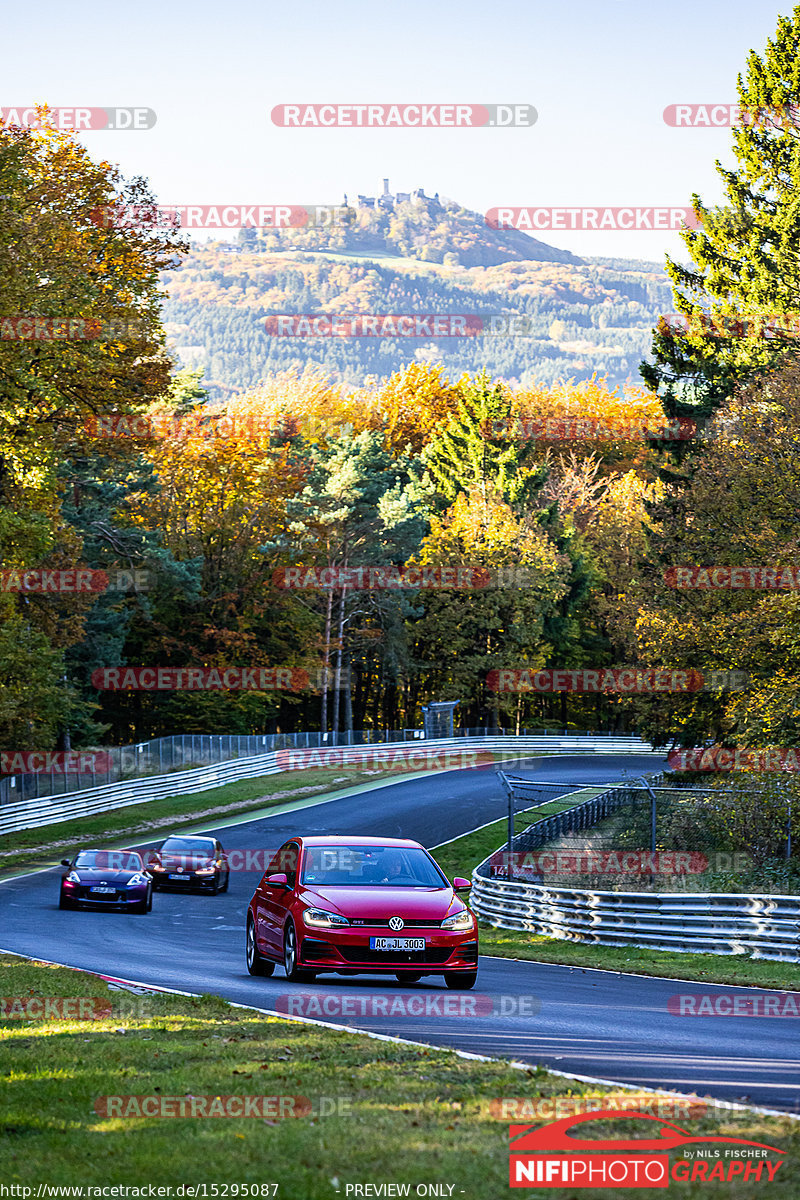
295,835,423,848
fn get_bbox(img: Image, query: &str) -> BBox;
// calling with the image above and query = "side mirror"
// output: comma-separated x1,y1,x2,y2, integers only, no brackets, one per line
61,859,71,867
265,872,288,888
453,877,471,892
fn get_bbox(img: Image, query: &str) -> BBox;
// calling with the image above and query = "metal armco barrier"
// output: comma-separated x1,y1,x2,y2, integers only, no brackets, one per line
470,783,800,963
0,734,656,836
0,752,281,836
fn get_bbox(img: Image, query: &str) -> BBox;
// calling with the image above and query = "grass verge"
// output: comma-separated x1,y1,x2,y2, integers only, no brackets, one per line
0,953,797,1197
433,798,800,991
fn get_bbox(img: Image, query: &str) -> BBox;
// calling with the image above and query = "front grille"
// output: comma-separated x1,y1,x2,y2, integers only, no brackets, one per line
348,918,440,928
337,947,454,965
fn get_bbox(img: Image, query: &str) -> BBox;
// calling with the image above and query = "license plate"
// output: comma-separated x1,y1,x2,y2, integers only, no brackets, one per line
91,886,115,894
369,937,426,952
169,874,190,880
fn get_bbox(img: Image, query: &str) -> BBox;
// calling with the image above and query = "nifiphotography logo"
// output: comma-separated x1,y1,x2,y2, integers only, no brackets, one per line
508,1110,784,1188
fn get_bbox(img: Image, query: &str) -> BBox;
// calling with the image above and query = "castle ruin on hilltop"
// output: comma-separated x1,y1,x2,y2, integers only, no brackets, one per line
350,180,442,210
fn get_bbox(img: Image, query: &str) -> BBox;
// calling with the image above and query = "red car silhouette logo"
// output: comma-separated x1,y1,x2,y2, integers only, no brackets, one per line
510,1110,784,1155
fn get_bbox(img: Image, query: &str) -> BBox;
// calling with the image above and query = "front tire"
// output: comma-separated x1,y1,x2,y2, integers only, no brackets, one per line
445,971,477,990
246,916,275,977
59,892,73,910
283,922,316,982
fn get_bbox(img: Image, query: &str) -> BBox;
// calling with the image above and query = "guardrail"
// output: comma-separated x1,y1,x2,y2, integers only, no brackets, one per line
0,734,656,836
470,784,800,963
0,726,646,807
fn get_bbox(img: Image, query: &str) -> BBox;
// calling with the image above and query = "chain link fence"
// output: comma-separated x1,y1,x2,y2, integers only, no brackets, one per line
0,725,635,807
484,771,800,893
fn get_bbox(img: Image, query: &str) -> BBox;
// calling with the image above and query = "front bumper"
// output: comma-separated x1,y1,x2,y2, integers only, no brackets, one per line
62,886,147,907
151,870,219,889
298,928,478,974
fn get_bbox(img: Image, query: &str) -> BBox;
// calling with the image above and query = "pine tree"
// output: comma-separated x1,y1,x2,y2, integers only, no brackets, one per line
641,6,800,422
422,372,546,506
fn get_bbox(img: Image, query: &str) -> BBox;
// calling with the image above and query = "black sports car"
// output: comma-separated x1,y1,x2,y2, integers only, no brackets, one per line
59,849,153,912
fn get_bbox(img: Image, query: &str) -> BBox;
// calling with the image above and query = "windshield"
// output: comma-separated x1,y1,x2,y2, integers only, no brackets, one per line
301,844,447,887
73,851,144,871
161,838,215,855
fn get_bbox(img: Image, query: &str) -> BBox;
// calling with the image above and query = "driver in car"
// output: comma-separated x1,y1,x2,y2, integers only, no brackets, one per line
379,851,407,883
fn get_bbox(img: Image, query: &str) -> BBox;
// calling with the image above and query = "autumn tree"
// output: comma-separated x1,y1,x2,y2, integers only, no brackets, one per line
0,112,186,750
631,356,800,747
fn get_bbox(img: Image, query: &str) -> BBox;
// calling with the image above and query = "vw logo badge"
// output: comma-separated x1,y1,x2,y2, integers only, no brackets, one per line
389,916,405,931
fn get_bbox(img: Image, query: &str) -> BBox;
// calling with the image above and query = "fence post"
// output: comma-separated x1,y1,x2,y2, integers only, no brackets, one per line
495,769,514,881
639,776,658,876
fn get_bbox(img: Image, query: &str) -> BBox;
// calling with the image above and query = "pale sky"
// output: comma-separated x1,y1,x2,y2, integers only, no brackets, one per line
2,0,790,261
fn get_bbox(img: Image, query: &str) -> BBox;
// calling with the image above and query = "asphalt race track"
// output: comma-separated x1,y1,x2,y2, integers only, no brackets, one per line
3,753,799,1113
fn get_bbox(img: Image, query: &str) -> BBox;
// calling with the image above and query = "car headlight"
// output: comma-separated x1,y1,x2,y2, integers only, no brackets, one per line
195,866,215,875
127,874,148,886
150,863,165,872
303,908,349,929
66,871,81,884
441,908,474,931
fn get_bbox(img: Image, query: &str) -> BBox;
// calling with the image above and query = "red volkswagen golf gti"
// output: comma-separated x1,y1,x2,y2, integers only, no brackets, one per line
245,836,478,988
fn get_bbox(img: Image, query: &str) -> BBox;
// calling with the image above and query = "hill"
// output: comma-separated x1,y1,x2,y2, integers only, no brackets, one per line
254,192,584,268
160,192,673,395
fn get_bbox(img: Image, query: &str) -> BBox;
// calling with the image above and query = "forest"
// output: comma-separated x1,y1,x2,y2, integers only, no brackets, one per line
4,1,800,762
